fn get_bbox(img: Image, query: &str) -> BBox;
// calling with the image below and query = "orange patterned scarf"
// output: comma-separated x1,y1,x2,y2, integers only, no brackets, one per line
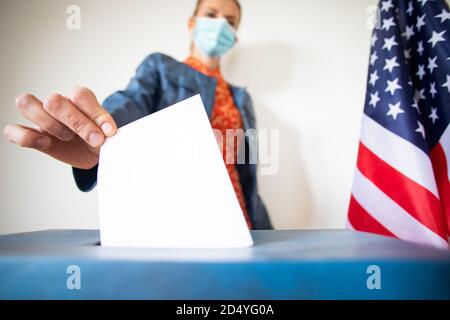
185,56,253,229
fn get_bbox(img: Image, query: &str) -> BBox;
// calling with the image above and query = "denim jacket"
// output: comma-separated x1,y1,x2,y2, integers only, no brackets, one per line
73,53,273,230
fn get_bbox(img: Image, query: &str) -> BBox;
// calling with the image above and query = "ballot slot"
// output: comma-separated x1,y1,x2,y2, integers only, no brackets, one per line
83,241,101,246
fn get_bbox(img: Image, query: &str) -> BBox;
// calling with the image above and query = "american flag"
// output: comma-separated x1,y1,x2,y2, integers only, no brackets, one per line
348,0,450,249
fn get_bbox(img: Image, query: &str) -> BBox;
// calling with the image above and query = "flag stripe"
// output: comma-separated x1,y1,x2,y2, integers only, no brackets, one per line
430,142,450,236
352,168,448,249
346,219,355,230
360,114,439,198
357,142,447,239
438,125,450,182
348,196,395,237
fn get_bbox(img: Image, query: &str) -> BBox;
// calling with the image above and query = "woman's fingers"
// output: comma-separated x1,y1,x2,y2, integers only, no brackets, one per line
69,86,117,137
15,94,75,142
4,87,112,169
42,93,106,148
9,86,116,150
3,124,100,169
3,124,52,151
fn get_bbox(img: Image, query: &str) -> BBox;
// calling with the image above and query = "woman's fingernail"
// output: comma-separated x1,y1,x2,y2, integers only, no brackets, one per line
101,122,114,136
36,137,52,150
3,125,11,138
60,129,75,141
88,132,103,147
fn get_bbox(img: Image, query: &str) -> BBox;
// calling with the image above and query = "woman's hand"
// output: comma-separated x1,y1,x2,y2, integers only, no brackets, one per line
3,86,117,170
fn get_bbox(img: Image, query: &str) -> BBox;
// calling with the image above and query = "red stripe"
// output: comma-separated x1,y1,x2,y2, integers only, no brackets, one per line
430,143,450,236
356,142,447,240
348,196,395,237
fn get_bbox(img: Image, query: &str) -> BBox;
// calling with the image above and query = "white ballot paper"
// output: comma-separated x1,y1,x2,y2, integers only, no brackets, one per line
98,95,254,248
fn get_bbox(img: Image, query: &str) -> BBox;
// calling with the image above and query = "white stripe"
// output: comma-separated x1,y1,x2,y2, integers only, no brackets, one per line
352,169,448,249
360,114,439,198
439,124,450,182
346,219,355,230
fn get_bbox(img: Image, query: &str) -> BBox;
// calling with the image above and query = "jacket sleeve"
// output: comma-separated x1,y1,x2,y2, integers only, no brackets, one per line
237,92,273,230
72,54,161,192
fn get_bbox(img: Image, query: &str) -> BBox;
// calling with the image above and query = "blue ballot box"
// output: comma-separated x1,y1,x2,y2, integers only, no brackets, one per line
0,229,449,300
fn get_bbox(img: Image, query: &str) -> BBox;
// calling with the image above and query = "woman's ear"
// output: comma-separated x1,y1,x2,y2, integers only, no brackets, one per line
188,17,196,32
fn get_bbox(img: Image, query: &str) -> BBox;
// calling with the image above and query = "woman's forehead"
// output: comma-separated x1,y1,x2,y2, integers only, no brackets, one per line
197,0,240,17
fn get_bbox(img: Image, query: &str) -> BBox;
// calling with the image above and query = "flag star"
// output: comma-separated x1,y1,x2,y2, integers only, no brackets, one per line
384,56,400,72
383,36,398,51
371,33,378,47
416,64,426,80
417,41,424,56
428,107,439,124
430,82,437,98
370,51,378,66
386,102,405,120
369,70,380,86
381,0,394,12
382,17,396,31
403,25,415,40
369,91,381,108
442,75,450,93
415,121,426,139
435,9,450,23
415,88,426,101
407,1,414,16
411,98,421,114
416,14,426,32
404,48,412,60
417,0,430,7
427,56,438,74
428,30,446,48
386,78,402,95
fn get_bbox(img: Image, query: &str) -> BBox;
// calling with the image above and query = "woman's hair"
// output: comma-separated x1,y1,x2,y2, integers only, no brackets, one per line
192,0,242,19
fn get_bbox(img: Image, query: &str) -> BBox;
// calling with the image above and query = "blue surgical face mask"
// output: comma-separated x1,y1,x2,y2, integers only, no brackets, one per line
193,17,236,57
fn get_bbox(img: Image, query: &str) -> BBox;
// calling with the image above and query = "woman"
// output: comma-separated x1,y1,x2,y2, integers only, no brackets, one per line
3,0,272,230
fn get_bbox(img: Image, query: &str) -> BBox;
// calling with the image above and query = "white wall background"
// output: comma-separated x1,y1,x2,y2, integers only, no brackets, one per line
0,0,381,234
